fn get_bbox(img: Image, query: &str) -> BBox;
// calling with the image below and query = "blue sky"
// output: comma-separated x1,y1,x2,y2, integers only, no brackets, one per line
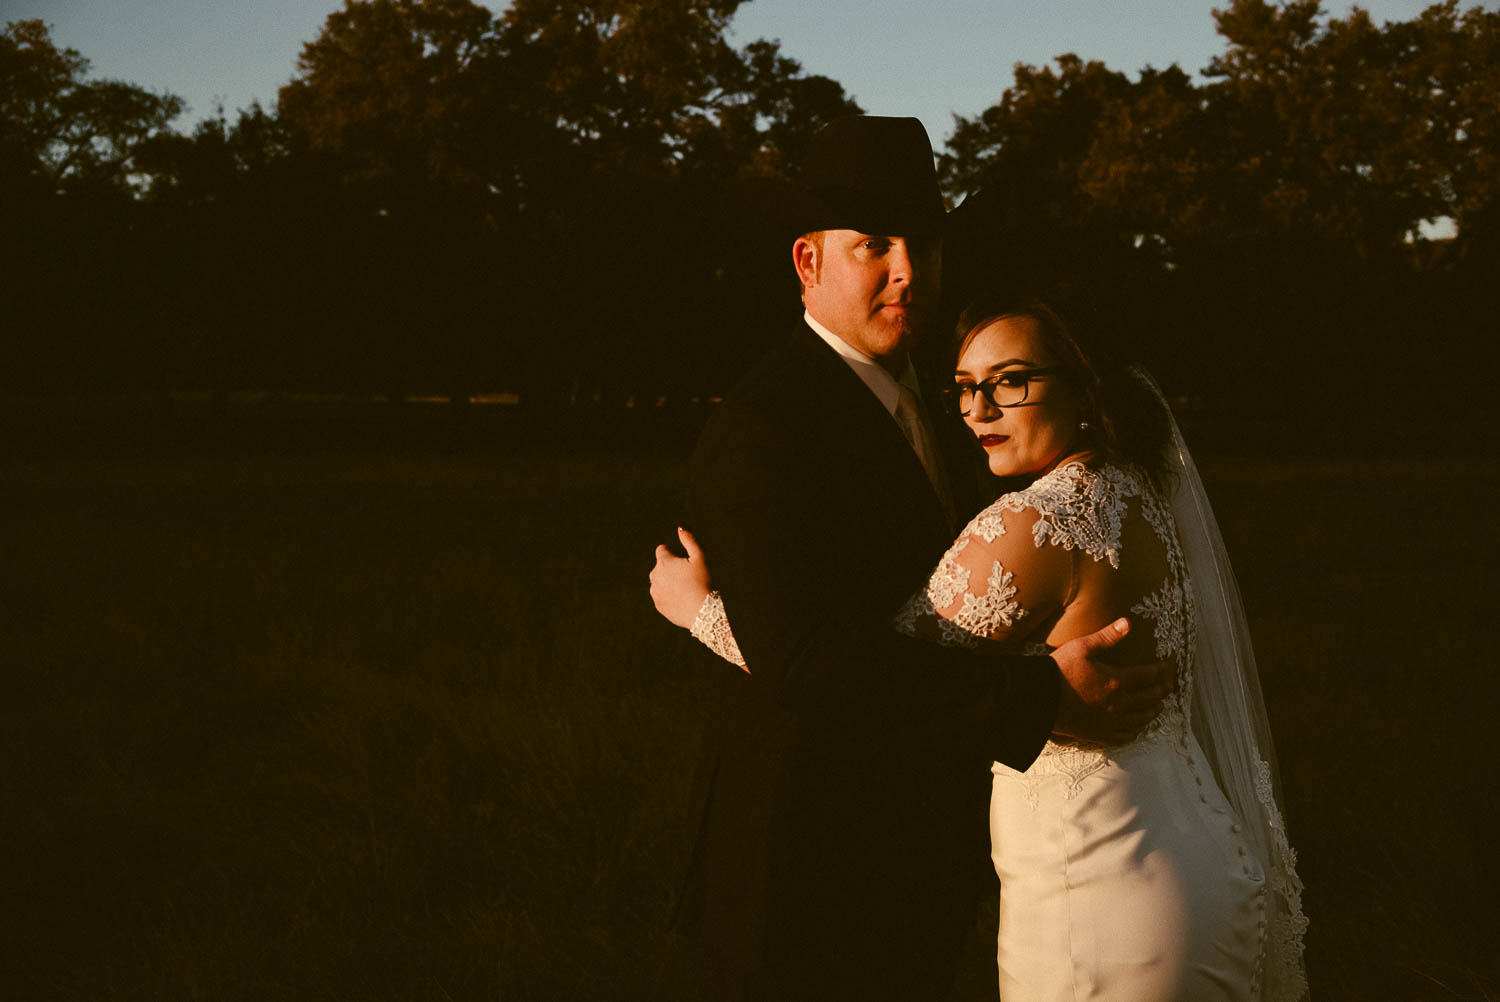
3,0,1477,146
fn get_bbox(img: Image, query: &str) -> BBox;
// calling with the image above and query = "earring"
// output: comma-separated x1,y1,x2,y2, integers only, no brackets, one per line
1078,420,1091,432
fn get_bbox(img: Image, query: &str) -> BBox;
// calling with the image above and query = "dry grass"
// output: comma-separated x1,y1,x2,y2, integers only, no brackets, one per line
1,412,1495,1000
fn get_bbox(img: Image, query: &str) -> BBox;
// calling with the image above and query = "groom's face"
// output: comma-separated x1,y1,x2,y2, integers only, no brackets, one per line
796,229,942,371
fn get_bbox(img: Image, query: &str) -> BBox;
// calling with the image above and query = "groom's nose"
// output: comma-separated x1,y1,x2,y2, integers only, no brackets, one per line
887,240,915,285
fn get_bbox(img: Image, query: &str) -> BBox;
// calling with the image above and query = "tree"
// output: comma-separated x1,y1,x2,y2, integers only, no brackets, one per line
277,0,502,209
937,55,1171,344
128,105,316,410
1363,1,1500,239
936,2,1500,421
278,0,863,212
941,55,1133,215
270,0,863,406
677,37,861,180
942,1,1500,256
0,19,183,192
0,20,188,392
495,0,743,173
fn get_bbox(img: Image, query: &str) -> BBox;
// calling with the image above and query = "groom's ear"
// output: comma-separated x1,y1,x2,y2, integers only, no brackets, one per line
792,234,821,292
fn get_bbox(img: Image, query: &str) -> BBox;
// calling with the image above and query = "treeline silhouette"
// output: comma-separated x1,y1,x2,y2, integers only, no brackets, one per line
3,0,1497,430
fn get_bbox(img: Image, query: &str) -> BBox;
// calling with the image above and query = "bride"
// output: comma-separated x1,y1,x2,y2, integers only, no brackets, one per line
651,293,1308,1000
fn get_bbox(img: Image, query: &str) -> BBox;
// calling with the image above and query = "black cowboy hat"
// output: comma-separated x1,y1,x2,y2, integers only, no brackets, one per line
721,115,947,244
793,115,947,237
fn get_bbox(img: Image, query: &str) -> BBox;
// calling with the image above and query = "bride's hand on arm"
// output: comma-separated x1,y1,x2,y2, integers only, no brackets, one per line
651,528,750,672
650,526,713,629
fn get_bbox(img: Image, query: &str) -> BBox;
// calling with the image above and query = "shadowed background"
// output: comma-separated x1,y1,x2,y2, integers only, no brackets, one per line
3,406,1496,1000
3,0,1499,998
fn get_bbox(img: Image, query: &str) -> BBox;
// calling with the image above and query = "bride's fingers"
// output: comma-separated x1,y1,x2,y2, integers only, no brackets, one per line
652,555,680,592
677,526,705,563
653,543,686,567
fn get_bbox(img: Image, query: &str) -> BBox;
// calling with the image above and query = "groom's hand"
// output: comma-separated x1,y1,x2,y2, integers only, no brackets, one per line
1050,618,1172,745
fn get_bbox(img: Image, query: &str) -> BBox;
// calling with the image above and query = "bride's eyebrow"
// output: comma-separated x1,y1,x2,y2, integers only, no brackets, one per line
954,358,1040,378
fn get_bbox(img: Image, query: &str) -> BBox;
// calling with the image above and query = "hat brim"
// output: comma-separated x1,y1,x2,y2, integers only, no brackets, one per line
722,177,947,245
794,184,947,238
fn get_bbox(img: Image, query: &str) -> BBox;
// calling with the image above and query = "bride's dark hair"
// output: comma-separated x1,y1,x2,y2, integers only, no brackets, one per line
953,291,1174,487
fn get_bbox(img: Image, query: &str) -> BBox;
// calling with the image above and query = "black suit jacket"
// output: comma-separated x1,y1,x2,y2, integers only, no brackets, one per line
678,322,1060,1000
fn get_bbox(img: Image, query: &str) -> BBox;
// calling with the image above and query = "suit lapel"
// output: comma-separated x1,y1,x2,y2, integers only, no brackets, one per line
789,327,955,544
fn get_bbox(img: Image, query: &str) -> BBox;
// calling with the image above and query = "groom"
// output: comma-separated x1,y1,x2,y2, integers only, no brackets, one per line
678,116,1166,1001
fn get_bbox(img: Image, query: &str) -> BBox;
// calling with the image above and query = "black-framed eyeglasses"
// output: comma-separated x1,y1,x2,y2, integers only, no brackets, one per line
944,368,1062,415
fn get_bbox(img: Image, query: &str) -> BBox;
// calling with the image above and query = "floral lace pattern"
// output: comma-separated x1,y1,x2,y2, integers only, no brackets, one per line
1257,759,1312,1000
902,462,1198,803
692,463,1194,755
679,453,1307,997
691,590,746,668
891,537,1030,651
982,460,1131,568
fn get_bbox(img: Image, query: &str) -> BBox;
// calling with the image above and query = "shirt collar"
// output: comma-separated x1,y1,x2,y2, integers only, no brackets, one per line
803,310,922,416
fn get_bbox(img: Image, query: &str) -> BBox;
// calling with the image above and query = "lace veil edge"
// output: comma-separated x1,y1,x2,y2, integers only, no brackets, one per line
1137,367,1310,1001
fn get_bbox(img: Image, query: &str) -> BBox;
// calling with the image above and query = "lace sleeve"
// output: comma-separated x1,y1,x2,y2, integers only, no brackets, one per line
892,497,1071,650
689,590,748,670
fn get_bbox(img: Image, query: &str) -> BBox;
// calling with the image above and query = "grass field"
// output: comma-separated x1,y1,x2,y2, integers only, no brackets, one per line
2,402,1497,1001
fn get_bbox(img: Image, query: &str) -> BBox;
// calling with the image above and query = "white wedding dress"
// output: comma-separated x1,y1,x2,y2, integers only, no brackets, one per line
689,458,1308,1001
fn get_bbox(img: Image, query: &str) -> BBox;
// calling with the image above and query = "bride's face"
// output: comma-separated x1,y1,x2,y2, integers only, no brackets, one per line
954,315,1084,479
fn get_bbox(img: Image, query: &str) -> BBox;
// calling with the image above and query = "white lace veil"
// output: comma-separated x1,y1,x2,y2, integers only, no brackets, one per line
1140,368,1310,999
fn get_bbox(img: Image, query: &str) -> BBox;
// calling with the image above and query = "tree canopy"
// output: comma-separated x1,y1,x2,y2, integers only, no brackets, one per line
937,0,1499,420
5,2,1497,424
1,19,183,193
942,0,1499,258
